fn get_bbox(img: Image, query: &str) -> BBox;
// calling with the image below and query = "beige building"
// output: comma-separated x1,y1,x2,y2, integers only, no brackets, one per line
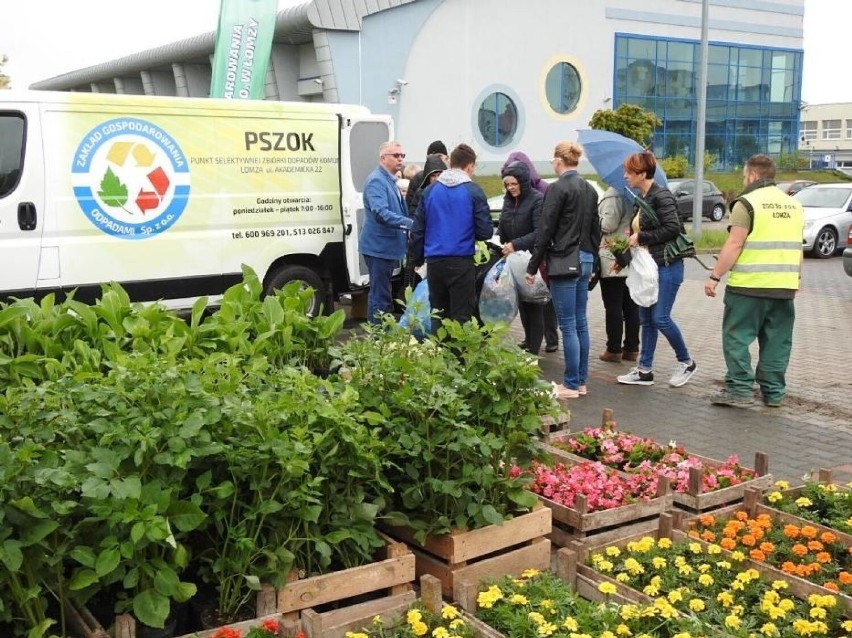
798,103,852,169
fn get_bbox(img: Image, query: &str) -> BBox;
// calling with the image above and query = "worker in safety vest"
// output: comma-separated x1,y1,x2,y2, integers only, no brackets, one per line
704,154,804,408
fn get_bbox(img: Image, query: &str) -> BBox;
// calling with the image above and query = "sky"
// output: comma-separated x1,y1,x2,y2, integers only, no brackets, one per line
0,0,848,104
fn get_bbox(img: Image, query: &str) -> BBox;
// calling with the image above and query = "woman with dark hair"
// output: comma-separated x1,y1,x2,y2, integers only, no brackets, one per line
617,151,697,388
526,141,600,399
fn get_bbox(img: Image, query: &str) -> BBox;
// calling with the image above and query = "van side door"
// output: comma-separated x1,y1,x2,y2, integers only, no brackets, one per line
0,106,45,299
338,115,392,287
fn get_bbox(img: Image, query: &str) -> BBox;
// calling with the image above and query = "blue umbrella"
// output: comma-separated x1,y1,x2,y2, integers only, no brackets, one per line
576,129,667,197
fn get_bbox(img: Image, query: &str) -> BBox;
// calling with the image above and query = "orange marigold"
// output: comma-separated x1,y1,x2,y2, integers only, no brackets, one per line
749,549,766,562
688,530,700,539
759,542,775,553
815,552,832,564
838,571,852,585
735,510,749,521
741,534,757,547
699,514,716,527
783,524,800,539
820,531,837,544
701,530,716,542
750,527,765,541
781,561,797,574
824,581,840,592
720,537,737,551
791,543,809,557
807,540,824,552
800,525,818,539
755,513,773,529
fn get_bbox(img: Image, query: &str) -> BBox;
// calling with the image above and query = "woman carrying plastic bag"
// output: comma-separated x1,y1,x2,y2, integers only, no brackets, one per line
505,251,550,305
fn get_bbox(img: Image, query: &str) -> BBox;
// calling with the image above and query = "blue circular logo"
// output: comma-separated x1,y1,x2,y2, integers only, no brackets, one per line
71,117,191,240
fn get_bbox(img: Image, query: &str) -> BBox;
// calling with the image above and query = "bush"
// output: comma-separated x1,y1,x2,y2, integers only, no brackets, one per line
660,155,689,178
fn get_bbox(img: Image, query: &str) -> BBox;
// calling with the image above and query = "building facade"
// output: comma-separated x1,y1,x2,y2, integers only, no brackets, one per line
31,0,804,172
798,103,852,170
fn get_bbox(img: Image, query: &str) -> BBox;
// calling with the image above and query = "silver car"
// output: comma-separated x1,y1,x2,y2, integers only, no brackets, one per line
794,184,852,259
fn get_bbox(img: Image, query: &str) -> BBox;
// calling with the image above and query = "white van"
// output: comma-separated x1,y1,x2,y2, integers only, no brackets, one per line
0,91,392,312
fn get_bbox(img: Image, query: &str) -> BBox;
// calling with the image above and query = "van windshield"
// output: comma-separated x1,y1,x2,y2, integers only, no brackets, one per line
794,187,852,209
0,113,25,198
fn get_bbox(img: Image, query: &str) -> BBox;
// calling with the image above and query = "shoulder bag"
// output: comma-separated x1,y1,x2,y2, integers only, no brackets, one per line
633,195,696,264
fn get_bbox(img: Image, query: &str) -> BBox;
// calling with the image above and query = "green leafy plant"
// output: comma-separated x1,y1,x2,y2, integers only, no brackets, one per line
589,103,662,147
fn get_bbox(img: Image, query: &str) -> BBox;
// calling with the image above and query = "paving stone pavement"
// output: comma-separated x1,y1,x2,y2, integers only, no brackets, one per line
527,258,852,482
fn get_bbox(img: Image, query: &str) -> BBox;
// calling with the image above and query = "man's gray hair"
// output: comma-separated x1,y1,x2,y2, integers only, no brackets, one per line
379,140,402,156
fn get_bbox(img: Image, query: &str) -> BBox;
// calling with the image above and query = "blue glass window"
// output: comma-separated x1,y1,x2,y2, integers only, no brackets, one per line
545,62,582,114
477,92,517,148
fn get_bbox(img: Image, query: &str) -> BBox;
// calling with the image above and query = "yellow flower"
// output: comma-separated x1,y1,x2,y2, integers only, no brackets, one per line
725,614,741,629
678,564,693,576
441,605,459,620
657,537,672,549
432,628,449,638
510,594,529,605
842,620,852,632
795,497,813,507
522,569,541,578
606,546,621,557
760,622,778,635
616,624,632,636
716,560,732,570
407,610,423,624
598,582,617,596
774,480,789,490
688,542,703,554
698,574,714,586
779,598,795,612
345,633,368,638
372,616,383,626
600,632,617,638
449,619,466,630
624,558,645,575
562,617,579,631
809,607,827,620
528,612,545,625
619,605,640,620
767,491,783,503
536,622,557,636
731,551,746,561
616,573,630,583
689,598,705,612
706,543,722,555
598,559,614,572
652,557,667,569
643,584,659,597
667,589,684,604
772,580,789,590
412,620,428,636
717,591,734,607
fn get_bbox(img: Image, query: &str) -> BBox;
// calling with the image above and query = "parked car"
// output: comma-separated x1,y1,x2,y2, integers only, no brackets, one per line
794,183,852,259
668,179,727,222
487,177,604,223
843,225,852,276
776,180,817,196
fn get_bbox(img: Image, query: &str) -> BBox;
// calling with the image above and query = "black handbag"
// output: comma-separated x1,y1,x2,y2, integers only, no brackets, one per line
545,243,580,277
633,196,696,264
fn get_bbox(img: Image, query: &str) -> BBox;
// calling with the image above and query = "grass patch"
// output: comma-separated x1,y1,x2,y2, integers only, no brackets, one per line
689,228,727,250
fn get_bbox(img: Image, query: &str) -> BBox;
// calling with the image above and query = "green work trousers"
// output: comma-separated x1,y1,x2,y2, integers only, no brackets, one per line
722,289,795,401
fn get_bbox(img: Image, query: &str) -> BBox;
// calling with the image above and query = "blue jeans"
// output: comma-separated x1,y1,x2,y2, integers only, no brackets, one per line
365,255,397,324
638,259,690,370
549,261,592,389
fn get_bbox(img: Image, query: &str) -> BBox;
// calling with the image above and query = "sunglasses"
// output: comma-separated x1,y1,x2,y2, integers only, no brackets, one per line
382,153,406,159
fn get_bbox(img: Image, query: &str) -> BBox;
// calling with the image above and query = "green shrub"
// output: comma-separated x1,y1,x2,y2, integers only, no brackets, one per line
660,155,689,178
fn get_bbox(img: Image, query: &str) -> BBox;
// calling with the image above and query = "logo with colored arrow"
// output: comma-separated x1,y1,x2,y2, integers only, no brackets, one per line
71,117,191,240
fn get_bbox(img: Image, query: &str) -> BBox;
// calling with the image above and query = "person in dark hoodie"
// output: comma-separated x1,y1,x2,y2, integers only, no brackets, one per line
499,161,545,354
407,153,447,212
411,143,493,333
501,151,559,353
405,140,449,209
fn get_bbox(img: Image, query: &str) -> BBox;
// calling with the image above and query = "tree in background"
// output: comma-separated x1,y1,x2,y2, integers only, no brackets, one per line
589,103,662,147
0,55,10,90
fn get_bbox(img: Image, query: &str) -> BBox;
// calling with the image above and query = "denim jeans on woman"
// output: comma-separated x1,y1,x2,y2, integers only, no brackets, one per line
638,258,690,370
549,260,593,390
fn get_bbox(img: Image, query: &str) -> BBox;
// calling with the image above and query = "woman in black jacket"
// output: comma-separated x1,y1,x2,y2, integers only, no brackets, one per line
617,151,697,388
527,141,601,399
498,161,544,354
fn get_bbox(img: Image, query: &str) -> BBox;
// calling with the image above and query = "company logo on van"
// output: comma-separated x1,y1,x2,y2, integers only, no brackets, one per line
71,117,190,240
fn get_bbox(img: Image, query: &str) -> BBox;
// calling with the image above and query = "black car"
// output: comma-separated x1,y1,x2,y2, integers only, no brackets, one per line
668,179,727,222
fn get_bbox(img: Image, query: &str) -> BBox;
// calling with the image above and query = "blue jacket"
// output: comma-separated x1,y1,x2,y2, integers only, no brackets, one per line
410,168,493,262
360,166,413,260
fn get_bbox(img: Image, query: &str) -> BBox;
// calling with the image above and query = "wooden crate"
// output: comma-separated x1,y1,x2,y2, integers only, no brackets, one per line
538,410,570,441
677,489,852,615
382,507,552,598
65,599,109,638
541,410,773,513
538,473,674,547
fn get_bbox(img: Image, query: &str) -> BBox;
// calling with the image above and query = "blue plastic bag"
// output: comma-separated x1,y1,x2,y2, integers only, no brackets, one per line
399,278,431,336
478,259,519,324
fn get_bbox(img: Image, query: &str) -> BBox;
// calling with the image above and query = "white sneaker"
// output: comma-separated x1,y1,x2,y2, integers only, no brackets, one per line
617,368,655,386
669,359,697,387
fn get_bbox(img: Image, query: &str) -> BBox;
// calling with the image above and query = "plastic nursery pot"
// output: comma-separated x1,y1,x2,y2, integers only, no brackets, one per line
137,616,178,638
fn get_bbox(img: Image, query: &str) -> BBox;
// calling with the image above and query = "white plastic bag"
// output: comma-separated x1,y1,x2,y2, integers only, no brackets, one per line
399,278,431,336
478,259,519,324
626,247,659,307
505,251,551,304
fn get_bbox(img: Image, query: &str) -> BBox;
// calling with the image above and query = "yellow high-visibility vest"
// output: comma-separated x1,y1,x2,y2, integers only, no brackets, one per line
728,186,804,290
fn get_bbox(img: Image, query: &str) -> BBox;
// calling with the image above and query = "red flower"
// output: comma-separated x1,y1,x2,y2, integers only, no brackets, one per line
212,628,242,638
262,618,279,633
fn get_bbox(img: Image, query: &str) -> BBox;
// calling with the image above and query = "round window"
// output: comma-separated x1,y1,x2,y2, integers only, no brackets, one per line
545,62,581,114
476,92,518,148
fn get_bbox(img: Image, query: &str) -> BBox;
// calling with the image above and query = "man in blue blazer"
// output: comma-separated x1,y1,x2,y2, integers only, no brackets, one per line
360,141,412,323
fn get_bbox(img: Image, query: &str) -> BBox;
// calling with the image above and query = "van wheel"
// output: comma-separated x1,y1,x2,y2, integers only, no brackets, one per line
264,265,326,315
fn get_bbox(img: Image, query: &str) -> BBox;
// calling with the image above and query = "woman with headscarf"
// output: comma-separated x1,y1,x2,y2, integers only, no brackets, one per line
498,161,544,354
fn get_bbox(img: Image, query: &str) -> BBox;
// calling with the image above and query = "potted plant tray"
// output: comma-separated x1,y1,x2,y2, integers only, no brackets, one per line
534,461,675,546
676,489,852,614
381,506,552,598
541,436,773,513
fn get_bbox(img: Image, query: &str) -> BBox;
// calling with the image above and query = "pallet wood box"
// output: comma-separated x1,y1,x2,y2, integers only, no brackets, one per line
382,507,552,598
538,475,674,547
541,410,773,513
65,600,109,638
678,489,852,615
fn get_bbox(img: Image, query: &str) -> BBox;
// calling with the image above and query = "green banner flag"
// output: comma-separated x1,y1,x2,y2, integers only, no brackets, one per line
210,0,279,99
